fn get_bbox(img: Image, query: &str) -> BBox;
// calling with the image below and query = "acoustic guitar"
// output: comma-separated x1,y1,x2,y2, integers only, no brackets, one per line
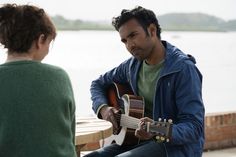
101,82,172,146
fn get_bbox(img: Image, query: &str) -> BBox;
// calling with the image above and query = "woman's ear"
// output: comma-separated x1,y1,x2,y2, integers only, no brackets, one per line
36,34,46,49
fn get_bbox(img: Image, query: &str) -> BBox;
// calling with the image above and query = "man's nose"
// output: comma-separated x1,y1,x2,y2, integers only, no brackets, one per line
127,40,135,51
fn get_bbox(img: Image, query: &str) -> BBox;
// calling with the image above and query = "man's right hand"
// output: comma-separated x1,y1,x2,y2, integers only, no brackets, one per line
100,106,120,135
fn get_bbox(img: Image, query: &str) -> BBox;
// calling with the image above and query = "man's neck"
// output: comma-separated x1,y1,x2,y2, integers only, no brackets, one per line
145,41,165,65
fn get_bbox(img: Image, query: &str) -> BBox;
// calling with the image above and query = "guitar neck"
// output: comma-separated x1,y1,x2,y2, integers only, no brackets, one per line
120,114,140,129
120,115,172,140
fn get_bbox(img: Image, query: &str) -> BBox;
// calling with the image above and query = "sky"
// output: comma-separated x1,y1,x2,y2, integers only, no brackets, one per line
1,0,236,21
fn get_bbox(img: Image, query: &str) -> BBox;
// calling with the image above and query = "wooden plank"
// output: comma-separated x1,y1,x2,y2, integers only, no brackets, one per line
75,117,113,145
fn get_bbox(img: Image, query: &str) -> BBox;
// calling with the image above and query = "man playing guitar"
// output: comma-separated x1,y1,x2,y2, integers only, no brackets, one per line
85,6,205,157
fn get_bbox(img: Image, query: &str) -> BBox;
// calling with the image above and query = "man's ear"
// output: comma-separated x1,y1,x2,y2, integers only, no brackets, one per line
36,34,45,49
148,24,157,37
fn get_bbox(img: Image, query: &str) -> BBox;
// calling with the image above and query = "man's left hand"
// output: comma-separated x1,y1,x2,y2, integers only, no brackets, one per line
135,117,155,140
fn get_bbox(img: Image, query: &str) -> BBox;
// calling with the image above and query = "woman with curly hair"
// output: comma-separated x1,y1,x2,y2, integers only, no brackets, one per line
0,4,77,157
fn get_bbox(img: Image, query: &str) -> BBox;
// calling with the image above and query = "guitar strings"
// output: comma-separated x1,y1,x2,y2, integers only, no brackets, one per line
114,113,141,129
120,115,140,129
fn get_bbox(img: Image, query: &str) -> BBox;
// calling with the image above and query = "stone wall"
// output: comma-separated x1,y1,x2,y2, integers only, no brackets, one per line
80,111,236,151
204,111,236,150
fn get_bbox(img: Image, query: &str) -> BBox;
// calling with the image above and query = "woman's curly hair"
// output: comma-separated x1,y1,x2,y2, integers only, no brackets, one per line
0,3,56,53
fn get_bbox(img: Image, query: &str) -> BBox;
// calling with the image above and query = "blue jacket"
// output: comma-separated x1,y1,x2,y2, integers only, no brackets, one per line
90,41,205,157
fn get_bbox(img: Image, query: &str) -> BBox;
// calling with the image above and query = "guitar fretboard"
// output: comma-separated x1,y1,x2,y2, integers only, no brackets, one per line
120,114,140,129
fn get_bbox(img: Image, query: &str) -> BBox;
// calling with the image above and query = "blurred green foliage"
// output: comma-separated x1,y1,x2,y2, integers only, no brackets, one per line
51,15,113,30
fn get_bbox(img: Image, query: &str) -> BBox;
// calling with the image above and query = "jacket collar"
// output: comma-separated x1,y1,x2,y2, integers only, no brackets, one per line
160,41,196,77
129,40,197,92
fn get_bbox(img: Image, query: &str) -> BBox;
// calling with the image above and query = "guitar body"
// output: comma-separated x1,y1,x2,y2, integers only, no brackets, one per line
103,83,145,146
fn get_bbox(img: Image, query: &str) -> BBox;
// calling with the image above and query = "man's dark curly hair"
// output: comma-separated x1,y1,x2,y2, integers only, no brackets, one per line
0,3,56,53
112,6,161,39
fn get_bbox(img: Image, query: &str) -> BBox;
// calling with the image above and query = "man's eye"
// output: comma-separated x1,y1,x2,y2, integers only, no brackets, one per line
130,33,136,38
121,39,127,43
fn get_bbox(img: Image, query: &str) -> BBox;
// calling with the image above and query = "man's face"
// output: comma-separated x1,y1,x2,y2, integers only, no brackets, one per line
118,18,154,61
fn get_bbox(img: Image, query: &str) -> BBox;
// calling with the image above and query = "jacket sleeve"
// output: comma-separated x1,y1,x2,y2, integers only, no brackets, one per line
90,59,131,114
171,61,205,145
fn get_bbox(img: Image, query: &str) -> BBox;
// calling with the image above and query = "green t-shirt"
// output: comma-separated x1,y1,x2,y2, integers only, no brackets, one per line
138,60,164,118
0,60,76,157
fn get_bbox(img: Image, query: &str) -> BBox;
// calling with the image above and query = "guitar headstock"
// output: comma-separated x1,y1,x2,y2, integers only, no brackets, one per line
145,118,173,142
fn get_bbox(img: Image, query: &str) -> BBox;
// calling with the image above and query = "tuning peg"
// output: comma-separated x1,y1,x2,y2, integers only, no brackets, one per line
160,137,165,141
146,122,150,132
158,118,162,122
168,119,173,123
166,138,170,142
156,136,160,140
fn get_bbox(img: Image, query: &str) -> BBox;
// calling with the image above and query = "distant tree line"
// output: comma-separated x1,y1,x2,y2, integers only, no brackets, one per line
51,15,113,31
51,13,236,31
158,13,236,31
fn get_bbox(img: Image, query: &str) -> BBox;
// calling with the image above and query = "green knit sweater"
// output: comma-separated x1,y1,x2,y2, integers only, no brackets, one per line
0,60,76,157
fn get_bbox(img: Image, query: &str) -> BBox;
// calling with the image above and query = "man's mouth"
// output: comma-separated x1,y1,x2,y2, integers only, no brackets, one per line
131,48,141,55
